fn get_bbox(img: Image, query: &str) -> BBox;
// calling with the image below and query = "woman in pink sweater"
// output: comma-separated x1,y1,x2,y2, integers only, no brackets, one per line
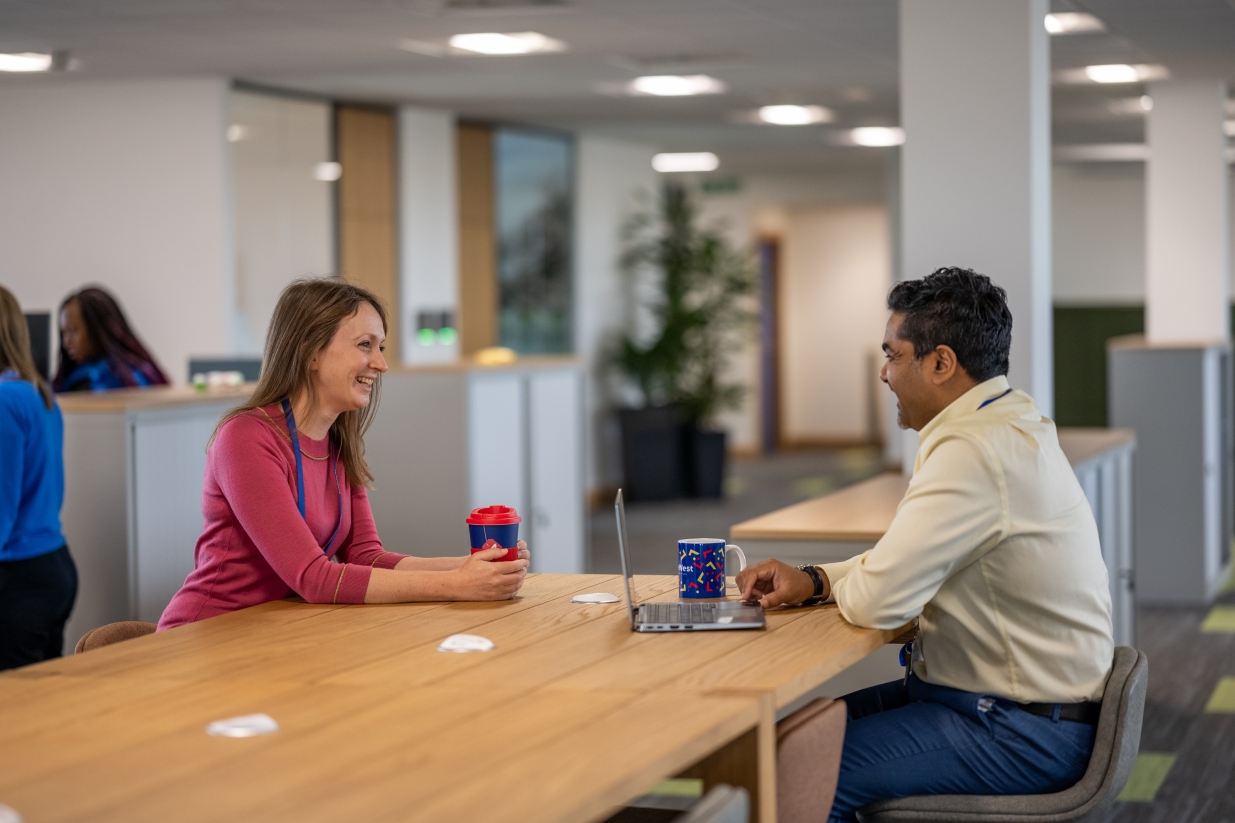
159,278,528,630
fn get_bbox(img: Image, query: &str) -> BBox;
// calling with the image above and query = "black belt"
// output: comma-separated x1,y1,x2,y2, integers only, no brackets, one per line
1017,701,1101,725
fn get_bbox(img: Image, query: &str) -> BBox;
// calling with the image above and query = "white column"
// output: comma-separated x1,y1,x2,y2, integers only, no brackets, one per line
399,106,460,364
899,0,1052,411
1145,81,1230,342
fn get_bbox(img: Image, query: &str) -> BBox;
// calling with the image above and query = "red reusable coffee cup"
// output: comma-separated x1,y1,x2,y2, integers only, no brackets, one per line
466,505,521,562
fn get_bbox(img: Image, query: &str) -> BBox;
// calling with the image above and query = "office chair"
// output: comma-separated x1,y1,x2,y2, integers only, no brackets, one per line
857,646,1148,823
75,621,157,654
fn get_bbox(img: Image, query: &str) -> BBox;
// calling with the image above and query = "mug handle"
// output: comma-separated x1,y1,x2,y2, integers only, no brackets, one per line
724,544,747,575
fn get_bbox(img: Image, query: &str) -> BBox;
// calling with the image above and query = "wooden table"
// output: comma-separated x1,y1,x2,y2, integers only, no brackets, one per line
0,574,904,823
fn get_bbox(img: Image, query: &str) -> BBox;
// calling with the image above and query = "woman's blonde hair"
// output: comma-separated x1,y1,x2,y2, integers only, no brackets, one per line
217,277,388,487
0,286,54,410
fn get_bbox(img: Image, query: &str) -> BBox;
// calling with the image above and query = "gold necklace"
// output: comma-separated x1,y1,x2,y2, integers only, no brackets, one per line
255,407,331,461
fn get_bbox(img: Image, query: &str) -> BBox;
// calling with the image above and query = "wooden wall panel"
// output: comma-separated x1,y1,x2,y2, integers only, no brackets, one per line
456,124,496,355
337,105,400,363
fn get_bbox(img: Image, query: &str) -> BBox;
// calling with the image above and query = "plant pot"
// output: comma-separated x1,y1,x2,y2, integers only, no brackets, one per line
687,427,727,499
619,405,688,501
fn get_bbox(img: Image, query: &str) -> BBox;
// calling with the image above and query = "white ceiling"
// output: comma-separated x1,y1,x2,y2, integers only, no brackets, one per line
2,0,1233,172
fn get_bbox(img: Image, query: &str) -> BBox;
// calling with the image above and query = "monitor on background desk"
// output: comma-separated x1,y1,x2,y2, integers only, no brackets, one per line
24,312,50,381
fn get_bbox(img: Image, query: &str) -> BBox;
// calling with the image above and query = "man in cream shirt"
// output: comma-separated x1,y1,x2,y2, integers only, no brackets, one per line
737,267,1113,822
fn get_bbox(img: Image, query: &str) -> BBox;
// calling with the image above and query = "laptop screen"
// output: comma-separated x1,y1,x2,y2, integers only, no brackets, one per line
614,489,639,628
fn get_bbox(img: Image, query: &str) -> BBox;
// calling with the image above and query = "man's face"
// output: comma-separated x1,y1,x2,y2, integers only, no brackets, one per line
880,312,930,431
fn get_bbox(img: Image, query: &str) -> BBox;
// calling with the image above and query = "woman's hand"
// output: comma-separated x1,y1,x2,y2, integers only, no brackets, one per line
451,544,529,600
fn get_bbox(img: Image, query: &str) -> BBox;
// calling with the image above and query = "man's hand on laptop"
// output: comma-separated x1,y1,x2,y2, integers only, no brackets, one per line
736,559,825,609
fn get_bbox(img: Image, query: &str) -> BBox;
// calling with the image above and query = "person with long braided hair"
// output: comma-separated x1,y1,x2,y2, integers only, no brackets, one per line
52,286,168,392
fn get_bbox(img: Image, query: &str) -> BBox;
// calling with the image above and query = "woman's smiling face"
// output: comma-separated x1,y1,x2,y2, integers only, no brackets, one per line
310,301,387,417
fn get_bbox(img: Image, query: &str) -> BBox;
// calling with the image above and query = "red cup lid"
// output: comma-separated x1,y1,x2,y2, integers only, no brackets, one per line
466,505,521,525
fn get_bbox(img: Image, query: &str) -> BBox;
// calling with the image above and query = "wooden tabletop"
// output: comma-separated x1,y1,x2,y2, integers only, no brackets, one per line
1057,428,1135,468
731,428,1135,543
0,574,901,823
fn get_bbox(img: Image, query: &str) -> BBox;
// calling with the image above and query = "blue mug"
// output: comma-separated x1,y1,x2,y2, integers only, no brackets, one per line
678,539,747,599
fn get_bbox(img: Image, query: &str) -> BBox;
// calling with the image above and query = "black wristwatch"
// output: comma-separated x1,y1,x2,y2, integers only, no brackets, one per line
797,564,825,605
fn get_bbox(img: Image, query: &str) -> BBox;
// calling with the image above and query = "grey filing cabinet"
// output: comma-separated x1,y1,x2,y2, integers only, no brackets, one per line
1109,336,1234,605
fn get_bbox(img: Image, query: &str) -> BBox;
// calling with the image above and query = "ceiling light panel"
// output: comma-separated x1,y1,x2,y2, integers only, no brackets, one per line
758,105,833,125
849,127,905,147
1044,13,1105,35
1055,64,1170,85
0,52,54,72
447,32,565,55
652,152,719,172
1085,64,1140,83
628,75,726,97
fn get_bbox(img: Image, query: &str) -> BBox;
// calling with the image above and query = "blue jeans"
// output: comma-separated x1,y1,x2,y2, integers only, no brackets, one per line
827,675,1097,823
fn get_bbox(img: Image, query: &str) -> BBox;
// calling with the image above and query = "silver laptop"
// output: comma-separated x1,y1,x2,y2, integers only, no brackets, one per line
615,489,765,632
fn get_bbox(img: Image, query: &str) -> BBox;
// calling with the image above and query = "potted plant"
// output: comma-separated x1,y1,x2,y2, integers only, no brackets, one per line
614,184,755,499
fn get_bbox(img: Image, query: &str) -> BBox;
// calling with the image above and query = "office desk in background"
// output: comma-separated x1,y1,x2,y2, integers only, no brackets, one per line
0,574,906,823
57,358,585,652
59,384,254,650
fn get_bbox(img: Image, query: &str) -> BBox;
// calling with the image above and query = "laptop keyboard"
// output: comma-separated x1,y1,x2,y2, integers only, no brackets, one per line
642,602,719,625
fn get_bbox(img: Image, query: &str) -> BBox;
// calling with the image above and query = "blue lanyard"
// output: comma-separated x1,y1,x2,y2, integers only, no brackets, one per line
977,388,1013,410
281,398,344,555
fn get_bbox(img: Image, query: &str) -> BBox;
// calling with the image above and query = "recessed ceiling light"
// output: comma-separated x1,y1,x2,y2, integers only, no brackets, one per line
1224,120,1235,138
1044,13,1105,35
447,31,565,55
0,52,54,72
1055,64,1169,84
1085,64,1140,84
226,125,250,143
849,127,905,147
652,152,719,173
757,105,833,125
314,162,342,182
630,75,726,97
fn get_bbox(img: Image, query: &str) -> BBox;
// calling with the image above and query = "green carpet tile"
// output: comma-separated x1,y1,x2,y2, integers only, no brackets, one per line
1116,753,1177,803
1203,677,1235,714
1200,606,1235,633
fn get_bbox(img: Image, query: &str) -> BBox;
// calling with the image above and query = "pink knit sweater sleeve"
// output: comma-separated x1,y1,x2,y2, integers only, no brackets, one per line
337,484,408,569
214,416,373,604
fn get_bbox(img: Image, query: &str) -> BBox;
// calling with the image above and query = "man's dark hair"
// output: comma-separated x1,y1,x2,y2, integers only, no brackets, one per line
886,267,1012,382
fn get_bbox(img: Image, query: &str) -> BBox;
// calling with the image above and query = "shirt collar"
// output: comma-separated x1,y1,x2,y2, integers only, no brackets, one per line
917,375,1011,442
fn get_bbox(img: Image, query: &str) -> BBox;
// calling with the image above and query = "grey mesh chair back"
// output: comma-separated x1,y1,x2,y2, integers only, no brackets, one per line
676,785,749,823
856,646,1148,823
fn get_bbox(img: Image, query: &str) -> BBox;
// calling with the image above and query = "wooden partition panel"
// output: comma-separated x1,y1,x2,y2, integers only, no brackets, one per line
456,123,496,355
336,105,400,363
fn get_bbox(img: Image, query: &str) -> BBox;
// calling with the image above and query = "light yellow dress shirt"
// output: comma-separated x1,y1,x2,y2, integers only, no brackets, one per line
819,376,1114,703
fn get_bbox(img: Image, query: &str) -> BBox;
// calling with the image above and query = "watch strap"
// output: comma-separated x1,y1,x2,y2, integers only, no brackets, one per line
797,564,824,600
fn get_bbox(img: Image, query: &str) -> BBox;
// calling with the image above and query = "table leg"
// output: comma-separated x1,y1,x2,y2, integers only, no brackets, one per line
675,697,776,823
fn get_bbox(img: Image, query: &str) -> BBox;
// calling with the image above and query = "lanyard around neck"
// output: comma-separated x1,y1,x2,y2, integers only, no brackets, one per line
281,398,344,555
977,388,1013,410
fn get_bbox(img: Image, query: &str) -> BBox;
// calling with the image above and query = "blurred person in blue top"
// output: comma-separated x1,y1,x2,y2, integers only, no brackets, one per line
0,285,77,670
52,286,168,392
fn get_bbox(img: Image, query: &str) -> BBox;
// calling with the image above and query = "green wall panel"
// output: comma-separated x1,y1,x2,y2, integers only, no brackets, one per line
1053,306,1144,427
1053,305,1235,427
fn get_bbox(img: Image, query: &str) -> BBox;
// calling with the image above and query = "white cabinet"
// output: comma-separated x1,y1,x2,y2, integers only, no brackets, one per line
60,388,244,646
468,372,527,519
366,358,586,573
527,368,585,574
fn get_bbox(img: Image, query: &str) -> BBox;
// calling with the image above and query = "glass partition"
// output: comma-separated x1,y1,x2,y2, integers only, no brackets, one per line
494,127,574,354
